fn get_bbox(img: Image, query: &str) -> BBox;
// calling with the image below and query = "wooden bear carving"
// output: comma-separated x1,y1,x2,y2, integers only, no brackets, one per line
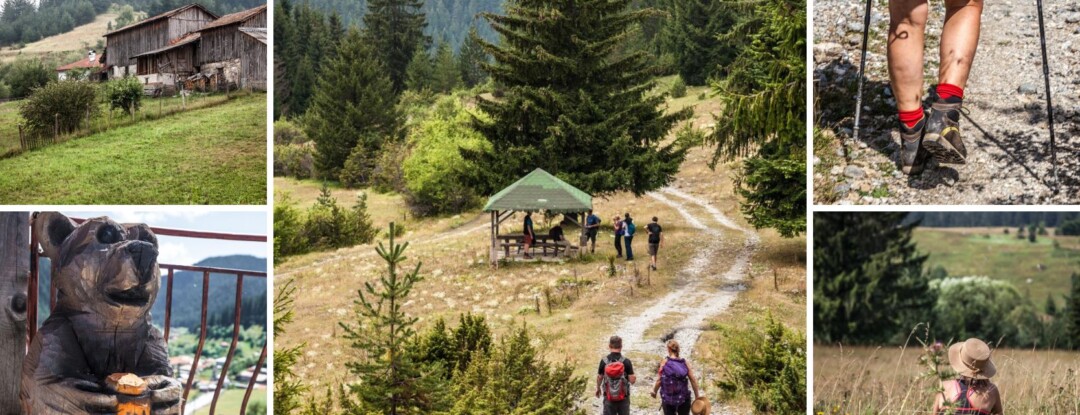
21,213,181,414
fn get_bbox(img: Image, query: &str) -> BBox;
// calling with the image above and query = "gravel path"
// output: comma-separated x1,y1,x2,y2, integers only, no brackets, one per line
814,0,1080,204
589,187,758,415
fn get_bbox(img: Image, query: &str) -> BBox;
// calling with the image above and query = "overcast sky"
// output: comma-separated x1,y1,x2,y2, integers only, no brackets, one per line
63,210,267,266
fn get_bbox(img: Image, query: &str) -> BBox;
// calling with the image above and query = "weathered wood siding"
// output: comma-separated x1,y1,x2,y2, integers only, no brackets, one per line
241,36,266,90
196,9,266,65
104,7,215,72
136,45,197,76
0,213,28,415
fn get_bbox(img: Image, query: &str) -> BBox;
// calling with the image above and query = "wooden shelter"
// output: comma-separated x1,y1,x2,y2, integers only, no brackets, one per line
238,28,267,91
131,32,200,93
104,4,217,78
484,168,593,263
195,5,267,90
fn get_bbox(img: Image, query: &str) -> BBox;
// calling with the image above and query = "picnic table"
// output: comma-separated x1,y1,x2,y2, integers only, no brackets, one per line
498,234,578,258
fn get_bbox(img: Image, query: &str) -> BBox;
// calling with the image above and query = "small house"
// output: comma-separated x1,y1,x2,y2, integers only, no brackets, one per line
56,50,105,81
103,4,217,78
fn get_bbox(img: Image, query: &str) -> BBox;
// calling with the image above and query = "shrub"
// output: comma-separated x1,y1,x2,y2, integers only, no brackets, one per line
1059,219,1080,236
716,312,806,414
930,276,1038,346
273,193,307,261
0,82,11,99
670,76,687,98
338,137,378,188
20,80,98,137
273,141,316,179
402,97,490,216
300,184,376,250
8,60,52,98
370,140,408,193
274,119,308,145
102,77,143,113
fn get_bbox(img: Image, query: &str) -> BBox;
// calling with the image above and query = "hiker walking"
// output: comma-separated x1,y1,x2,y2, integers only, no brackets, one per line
890,0,983,174
613,215,625,258
596,336,635,415
523,211,535,259
650,340,701,415
623,213,636,261
585,209,601,253
646,216,663,271
933,338,1003,414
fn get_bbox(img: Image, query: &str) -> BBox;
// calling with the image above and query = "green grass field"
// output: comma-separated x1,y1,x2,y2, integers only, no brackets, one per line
913,227,1080,309
0,93,266,204
0,100,21,157
192,388,267,415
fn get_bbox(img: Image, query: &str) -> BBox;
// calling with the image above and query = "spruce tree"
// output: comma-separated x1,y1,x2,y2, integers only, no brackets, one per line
814,213,934,344
404,48,434,92
1045,293,1057,316
339,223,449,414
457,26,489,88
468,0,692,196
663,0,739,85
363,0,430,92
305,28,401,180
272,280,306,414
708,0,805,238
432,40,462,93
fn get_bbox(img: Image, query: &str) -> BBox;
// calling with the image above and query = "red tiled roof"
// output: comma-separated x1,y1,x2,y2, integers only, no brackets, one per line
57,57,104,71
104,4,218,36
198,5,266,32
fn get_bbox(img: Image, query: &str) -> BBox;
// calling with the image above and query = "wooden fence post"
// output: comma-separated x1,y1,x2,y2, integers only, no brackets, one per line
53,113,59,142
18,125,24,151
0,212,29,414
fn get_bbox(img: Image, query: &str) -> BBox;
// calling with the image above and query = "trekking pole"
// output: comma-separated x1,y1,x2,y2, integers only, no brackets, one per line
852,0,873,141
1035,0,1059,194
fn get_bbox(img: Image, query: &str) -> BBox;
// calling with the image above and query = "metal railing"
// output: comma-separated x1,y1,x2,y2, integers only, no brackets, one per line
27,215,267,415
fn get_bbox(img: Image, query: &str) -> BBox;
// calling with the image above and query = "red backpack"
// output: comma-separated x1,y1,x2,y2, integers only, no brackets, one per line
602,356,629,402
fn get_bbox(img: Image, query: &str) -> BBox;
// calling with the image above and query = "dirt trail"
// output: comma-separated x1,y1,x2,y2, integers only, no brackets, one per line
814,0,1080,204
592,187,758,415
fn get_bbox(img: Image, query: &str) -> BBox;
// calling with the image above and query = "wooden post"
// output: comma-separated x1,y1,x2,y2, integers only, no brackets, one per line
18,125,24,151
53,113,59,141
159,98,162,118
0,212,29,414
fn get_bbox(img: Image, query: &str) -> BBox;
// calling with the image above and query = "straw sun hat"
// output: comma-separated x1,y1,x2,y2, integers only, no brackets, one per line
948,338,997,380
690,396,710,415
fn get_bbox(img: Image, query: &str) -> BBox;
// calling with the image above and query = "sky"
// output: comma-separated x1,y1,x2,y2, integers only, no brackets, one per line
64,210,268,266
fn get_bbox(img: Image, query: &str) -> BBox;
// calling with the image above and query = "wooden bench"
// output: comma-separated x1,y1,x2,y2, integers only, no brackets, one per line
498,234,576,258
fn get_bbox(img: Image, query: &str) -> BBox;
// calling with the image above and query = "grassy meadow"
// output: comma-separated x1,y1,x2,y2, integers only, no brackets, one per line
274,88,807,412
0,100,20,157
0,11,137,64
913,227,1080,309
814,345,1080,414
0,93,266,204
191,388,267,415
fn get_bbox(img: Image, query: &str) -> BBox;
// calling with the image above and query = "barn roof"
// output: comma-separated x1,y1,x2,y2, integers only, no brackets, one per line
105,4,218,37
198,5,266,32
239,28,266,44
483,168,592,213
131,32,201,59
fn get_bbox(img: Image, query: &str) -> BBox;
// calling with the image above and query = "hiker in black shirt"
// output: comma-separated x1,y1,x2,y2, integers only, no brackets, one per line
647,216,663,271
596,336,635,415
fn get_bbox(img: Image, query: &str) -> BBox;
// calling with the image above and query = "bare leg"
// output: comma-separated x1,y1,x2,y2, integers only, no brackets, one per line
938,0,983,88
888,0,930,112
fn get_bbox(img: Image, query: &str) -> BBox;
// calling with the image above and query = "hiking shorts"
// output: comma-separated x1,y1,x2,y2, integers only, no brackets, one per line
586,228,598,242
661,398,692,415
648,243,659,256
603,399,631,415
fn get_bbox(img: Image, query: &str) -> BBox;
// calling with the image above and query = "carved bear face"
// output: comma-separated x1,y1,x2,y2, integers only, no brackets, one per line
34,212,160,324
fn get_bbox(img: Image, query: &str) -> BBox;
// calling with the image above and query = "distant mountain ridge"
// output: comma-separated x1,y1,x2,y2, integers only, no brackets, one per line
295,0,502,50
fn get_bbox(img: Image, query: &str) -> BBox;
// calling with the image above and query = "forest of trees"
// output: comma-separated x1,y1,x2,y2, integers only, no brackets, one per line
909,212,1080,228
814,213,1080,349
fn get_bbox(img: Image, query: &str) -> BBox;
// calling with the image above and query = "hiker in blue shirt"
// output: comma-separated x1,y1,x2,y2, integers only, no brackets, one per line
622,213,635,261
585,209,601,253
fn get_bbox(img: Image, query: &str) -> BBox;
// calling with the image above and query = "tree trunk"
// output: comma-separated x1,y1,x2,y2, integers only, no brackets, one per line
0,213,28,415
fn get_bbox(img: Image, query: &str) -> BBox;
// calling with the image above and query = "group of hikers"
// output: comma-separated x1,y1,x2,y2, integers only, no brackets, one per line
521,209,665,270
596,335,709,415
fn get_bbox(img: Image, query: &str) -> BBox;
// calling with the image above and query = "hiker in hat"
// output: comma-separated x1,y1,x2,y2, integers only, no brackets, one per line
650,340,700,415
932,338,1003,415
613,215,625,258
523,212,535,259
646,216,663,271
596,336,635,415
891,0,983,175
585,209,601,253
623,213,636,261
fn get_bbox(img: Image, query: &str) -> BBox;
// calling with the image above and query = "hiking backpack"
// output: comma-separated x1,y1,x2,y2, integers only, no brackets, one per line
659,358,692,406
602,356,629,402
626,222,636,236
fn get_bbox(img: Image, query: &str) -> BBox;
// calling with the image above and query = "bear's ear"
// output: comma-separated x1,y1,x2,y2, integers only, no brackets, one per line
123,223,158,248
33,212,76,261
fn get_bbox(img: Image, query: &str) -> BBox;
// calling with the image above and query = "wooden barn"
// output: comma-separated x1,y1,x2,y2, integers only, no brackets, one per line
195,5,267,91
131,32,201,94
103,4,217,78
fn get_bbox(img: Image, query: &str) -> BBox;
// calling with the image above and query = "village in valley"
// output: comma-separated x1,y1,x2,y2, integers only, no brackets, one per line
0,0,267,205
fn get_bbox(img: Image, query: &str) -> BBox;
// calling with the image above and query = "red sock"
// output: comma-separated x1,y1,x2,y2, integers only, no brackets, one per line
898,108,924,129
937,83,964,100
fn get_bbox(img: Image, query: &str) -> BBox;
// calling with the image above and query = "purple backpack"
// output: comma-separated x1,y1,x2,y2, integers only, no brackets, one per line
659,358,691,406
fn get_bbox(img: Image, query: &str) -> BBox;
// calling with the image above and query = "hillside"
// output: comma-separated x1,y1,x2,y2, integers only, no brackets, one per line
274,83,807,414
150,255,268,331
0,12,116,64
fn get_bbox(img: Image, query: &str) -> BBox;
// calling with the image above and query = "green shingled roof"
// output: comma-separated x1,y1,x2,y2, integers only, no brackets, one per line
483,168,592,213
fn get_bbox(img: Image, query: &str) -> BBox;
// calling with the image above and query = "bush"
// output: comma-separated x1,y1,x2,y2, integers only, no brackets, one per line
273,193,307,261
20,80,98,137
716,312,806,414
102,77,143,113
299,184,376,251
274,119,308,145
402,96,490,216
670,76,687,98
370,140,408,193
0,82,11,99
338,137,378,188
8,60,52,98
930,276,1038,347
1059,219,1080,236
273,141,316,179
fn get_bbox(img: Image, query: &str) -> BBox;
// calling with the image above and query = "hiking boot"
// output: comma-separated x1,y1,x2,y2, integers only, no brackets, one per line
899,114,930,175
922,98,967,164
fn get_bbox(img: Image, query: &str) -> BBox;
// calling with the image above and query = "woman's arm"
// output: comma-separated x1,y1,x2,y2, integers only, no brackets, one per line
688,365,700,398
651,360,664,397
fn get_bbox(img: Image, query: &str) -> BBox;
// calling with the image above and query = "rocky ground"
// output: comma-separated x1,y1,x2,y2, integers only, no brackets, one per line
814,0,1080,204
